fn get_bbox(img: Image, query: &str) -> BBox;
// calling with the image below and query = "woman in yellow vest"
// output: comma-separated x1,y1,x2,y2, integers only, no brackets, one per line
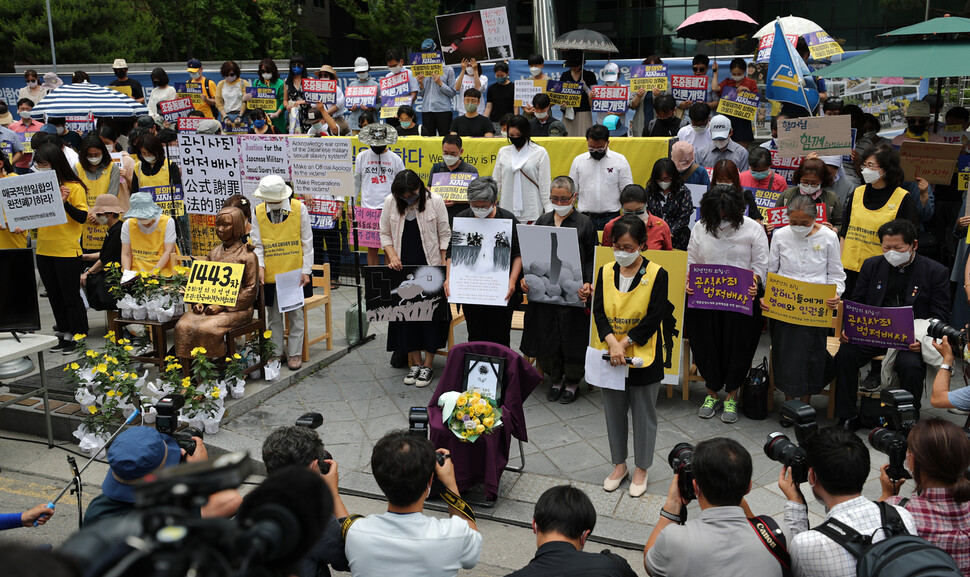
76,135,120,258
131,133,189,256
592,215,669,498
121,192,177,276
33,143,89,353
0,151,28,249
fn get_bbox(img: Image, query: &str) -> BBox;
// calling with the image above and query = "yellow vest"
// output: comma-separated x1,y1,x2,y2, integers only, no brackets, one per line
591,260,661,367
0,174,27,249
76,162,112,250
841,185,909,272
135,160,183,216
256,199,303,283
128,214,175,276
36,181,86,258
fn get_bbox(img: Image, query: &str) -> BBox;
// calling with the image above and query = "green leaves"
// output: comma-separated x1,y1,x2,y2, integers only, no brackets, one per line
332,0,441,60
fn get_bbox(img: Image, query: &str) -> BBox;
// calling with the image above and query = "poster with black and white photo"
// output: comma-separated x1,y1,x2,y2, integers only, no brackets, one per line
448,217,513,307
364,265,448,322
436,7,513,65
517,225,585,307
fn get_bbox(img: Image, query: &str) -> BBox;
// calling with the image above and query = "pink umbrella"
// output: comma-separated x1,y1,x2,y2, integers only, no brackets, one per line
676,8,759,41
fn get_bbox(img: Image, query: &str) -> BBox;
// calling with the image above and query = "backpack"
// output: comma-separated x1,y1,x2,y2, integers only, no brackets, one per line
741,357,770,420
814,501,961,577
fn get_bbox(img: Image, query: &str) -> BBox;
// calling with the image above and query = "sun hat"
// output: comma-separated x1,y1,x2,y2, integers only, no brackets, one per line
101,427,180,503
671,141,696,171
196,119,222,134
253,174,293,203
91,194,123,215
124,192,163,221
112,59,128,69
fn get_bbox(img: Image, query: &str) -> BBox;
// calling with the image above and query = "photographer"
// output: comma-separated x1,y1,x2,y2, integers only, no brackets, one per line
260,426,349,577
344,430,481,577
878,418,970,573
780,427,916,577
643,438,791,577
930,336,970,411
84,427,241,525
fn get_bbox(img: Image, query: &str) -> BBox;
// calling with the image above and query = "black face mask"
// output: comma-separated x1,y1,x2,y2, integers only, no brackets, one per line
371,145,386,154
589,150,606,161
114,69,126,79
907,121,927,136
509,135,527,149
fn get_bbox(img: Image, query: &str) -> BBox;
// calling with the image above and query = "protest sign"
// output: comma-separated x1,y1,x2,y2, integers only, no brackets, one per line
546,80,583,107
184,260,244,306
64,114,94,134
769,149,803,184
245,87,277,112
145,183,185,216
189,214,219,256
178,133,242,215
344,85,378,108
804,30,844,60
430,172,476,202
449,217,513,306
291,137,353,196
898,141,962,185
764,203,827,228
174,82,204,105
302,78,337,105
748,188,782,220
842,301,915,350
480,6,514,61
671,75,708,103
777,116,853,158
513,79,544,108
591,85,629,114
19,131,39,155
304,195,342,230
108,85,132,98
158,97,194,124
763,272,836,328
364,265,449,322
518,225,584,307
239,135,290,181
350,206,381,248
630,64,668,92
110,152,125,173
958,155,970,195
408,52,444,77
716,86,760,121
0,170,67,230
756,32,799,62
687,264,755,316
177,117,203,132
379,71,413,112
436,7,513,65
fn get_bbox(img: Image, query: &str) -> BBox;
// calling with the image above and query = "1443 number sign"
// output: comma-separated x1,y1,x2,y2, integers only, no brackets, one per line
184,260,245,306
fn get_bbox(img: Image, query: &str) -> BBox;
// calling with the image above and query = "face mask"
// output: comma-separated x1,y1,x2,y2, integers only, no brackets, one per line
884,249,912,267
152,79,161,87
357,72,369,81
529,67,542,77
861,167,882,184
267,200,287,211
731,74,744,82
142,155,156,164
497,76,508,84
692,125,706,134
535,111,549,120
114,70,126,79
613,250,639,267
442,154,460,166
465,67,475,75
789,224,813,237
465,103,478,113
400,120,412,128
750,170,770,180
589,149,606,161
262,72,273,80
389,65,403,74
292,66,304,75
404,195,418,206
253,119,266,129
19,110,31,120
34,165,51,172
190,71,202,80
605,81,618,87
553,204,573,216
137,219,155,231
907,121,927,136
96,215,109,226
87,156,102,165
371,145,386,154
903,454,914,477
719,219,732,230
56,125,66,135
27,80,37,88
471,206,492,219
799,183,821,195
658,181,671,190
716,182,734,187
227,75,237,82
714,139,729,149
509,135,527,149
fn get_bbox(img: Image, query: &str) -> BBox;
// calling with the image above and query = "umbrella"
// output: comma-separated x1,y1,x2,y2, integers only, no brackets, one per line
30,82,149,118
879,15,970,37
552,29,618,53
753,15,825,38
676,8,758,41
815,40,970,79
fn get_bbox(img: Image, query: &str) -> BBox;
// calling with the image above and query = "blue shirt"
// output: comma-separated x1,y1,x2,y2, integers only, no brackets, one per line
0,125,24,157
419,66,457,113
950,386,970,411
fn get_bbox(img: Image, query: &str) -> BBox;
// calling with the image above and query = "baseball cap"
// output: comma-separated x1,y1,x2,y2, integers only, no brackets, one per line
101,427,181,503
112,58,128,69
421,38,438,51
602,62,619,82
709,115,732,140
187,58,202,73
307,108,321,122
196,119,222,134
671,141,696,171
39,124,58,135
136,115,156,129
905,100,931,118
354,57,369,73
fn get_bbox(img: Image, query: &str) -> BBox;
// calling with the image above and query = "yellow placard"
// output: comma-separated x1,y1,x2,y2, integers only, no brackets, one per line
411,63,444,77
762,272,837,328
380,107,399,119
631,76,669,93
109,85,133,97
184,260,244,306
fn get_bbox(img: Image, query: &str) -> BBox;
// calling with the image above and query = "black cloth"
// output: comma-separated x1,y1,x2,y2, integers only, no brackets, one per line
37,255,88,335
395,123,420,136
504,541,638,577
312,225,346,282
838,183,919,238
421,111,453,137
450,114,494,137
64,199,88,224
531,117,556,137
592,260,667,385
740,188,762,222
728,115,754,143
686,304,763,394
297,515,350,577
769,319,832,397
386,217,449,353
429,160,478,180
835,343,925,417
562,69,598,112
486,81,515,121
646,116,682,137
108,78,145,101
100,220,123,266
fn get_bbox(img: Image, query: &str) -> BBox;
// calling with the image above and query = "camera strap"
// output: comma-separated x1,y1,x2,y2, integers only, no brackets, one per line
440,487,476,522
747,515,791,577
340,514,365,541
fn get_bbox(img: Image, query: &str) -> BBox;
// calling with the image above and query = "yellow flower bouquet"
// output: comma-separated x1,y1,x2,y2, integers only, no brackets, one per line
438,390,502,443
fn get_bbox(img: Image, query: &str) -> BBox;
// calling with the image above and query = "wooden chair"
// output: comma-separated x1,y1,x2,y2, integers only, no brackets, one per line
675,338,700,400
767,302,842,419
283,264,334,362
436,304,466,357
113,315,181,370
226,284,268,378
173,255,194,268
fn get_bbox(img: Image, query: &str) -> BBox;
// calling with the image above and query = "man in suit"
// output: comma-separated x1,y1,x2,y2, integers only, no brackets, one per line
834,219,949,430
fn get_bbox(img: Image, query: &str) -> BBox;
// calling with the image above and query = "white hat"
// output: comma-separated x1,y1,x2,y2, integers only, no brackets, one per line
354,57,369,73
254,175,293,203
709,115,732,140
112,58,128,69
601,62,619,81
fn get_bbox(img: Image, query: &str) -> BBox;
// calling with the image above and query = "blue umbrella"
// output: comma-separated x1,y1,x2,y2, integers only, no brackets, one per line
29,82,149,118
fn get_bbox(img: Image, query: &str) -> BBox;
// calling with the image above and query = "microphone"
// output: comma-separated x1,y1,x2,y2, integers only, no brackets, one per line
602,353,644,368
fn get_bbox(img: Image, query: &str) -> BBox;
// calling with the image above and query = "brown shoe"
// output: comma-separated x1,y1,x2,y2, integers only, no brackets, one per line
287,355,302,370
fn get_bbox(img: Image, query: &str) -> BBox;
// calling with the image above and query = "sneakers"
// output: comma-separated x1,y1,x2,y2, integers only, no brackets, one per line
721,399,739,423
415,367,434,388
859,371,881,393
403,365,420,385
698,395,722,419
50,338,70,352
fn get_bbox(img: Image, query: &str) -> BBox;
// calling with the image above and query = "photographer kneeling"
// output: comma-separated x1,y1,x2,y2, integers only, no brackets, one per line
643,438,791,577
930,336,970,411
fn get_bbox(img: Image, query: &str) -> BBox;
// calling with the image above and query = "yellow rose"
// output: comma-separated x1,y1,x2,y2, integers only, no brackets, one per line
263,330,272,339
475,424,485,434
456,395,468,406
455,411,465,420
96,363,108,373
471,393,481,403
483,417,494,428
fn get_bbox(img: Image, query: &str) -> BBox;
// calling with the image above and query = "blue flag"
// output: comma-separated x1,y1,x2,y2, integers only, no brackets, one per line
765,20,819,114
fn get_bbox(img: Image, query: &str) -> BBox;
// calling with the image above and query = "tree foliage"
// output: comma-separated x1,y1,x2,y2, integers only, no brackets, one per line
145,0,260,61
332,0,441,61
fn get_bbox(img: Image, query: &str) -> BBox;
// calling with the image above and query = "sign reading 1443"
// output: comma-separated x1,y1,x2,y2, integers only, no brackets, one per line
184,260,245,306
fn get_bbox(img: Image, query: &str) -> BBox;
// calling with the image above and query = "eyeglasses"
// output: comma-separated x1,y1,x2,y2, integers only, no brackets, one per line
588,147,607,154
620,208,647,216
862,162,881,170
693,66,707,73
549,196,574,206
614,245,640,253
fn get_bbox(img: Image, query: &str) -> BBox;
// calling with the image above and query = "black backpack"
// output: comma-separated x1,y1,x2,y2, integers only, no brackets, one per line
814,501,961,577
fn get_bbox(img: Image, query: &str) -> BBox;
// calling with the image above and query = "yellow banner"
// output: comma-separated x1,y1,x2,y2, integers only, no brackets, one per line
184,260,244,306
763,272,836,328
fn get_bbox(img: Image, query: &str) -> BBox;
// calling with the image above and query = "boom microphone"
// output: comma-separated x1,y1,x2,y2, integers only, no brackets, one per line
602,353,645,367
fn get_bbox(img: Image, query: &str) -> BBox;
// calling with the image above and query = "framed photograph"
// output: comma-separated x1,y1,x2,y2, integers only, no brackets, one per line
462,353,506,404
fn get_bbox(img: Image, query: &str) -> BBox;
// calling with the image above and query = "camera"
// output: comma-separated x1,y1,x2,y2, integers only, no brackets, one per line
295,412,331,474
667,443,696,502
867,389,916,482
779,399,818,446
409,406,431,438
155,393,203,458
927,318,967,358
764,400,816,484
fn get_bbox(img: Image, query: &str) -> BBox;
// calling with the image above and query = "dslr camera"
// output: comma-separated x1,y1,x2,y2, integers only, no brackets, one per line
295,412,332,474
764,400,818,484
155,393,203,458
868,389,917,482
667,443,696,502
927,318,967,358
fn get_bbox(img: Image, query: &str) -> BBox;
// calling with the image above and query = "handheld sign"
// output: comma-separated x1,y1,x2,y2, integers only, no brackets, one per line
717,86,760,122
546,80,582,107
687,264,755,316
108,85,133,98
175,82,204,105
345,85,378,108
513,79,544,108
777,116,853,158
630,64,668,92
177,117,203,132
408,52,444,77
763,272,836,328
804,31,844,60
591,86,629,114
158,97,194,124
897,141,962,185
430,172,476,202
671,75,708,103
842,301,915,350
350,207,382,248
380,71,413,107
747,187,782,219
184,260,244,306
0,170,68,230
245,87,278,112
764,203,827,228
756,33,798,63
302,78,337,104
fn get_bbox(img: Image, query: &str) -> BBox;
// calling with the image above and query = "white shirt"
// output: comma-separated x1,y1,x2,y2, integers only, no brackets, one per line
120,217,177,244
687,216,769,282
250,200,314,274
345,512,481,577
456,74,488,114
569,148,634,213
354,148,406,209
768,225,846,296
677,124,712,154
493,142,552,222
221,79,244,113
147,85,178,119
306,122,329,137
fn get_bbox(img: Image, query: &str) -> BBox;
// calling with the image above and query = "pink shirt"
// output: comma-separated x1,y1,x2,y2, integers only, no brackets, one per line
740,170,787,193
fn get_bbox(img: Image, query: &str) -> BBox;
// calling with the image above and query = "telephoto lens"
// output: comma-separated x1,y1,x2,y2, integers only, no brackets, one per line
764,432,810,483
926,318,967,357
868,428,910,481
667,443,696,502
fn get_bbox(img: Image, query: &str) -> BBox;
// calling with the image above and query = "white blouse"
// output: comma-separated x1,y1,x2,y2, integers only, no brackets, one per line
767,224,846,296
687,216,769,282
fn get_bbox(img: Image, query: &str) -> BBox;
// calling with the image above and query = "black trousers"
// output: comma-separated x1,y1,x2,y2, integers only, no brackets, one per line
834,343,924,418
421,111,454,137
36,254,88,336
462,303,513,348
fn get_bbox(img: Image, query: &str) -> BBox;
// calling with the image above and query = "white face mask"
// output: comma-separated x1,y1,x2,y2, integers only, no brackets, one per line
262,72,273,80
389,65,403,74
227,75,237,82
719,219,732,230
87,156,102,165
692,125,706,134
789,224,813,237
268,200,288,211
500,130,507,138
357,72,369,81
142,155,156,164
137,219,156,232
96,215,109,226
27,80,37,88
465,67,475,75
56,125,67,135
731,75,744,82
861,167,883,184
529,66,542,77
658,181,671,190
799,183,821,195
553,204,573,216
535,111,549,120
442,154,460,166
715,182,734,187
714,139,729,149
190,71,202,80
471,206,492,219
34,165,51,172
884,248,912,267
613,250,639,267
